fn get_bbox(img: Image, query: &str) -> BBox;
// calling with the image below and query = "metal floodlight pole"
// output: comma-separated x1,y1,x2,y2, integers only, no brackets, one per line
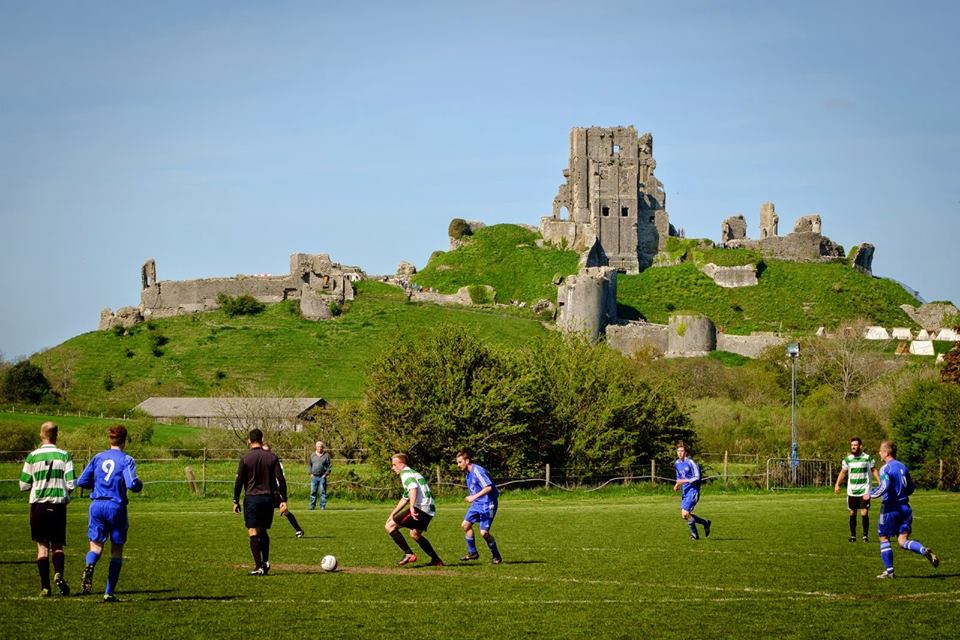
786,343,800,485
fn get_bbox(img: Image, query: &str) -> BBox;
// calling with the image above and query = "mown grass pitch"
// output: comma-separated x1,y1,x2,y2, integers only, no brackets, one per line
1,491,957,639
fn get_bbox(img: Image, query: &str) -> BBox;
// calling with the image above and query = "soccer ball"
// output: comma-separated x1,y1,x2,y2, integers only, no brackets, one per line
321,555,338,572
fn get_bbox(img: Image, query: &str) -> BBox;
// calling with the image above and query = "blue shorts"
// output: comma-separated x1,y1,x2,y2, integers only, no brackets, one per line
680,489,700,513
87,500,129,545
464,502,498,531
878,505,912,539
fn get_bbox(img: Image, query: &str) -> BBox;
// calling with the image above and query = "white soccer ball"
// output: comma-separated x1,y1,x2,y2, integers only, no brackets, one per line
321,555,338,572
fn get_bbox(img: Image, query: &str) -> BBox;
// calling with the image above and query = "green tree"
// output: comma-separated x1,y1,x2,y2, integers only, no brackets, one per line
2,360,54,404
364,326,533,473
890,379,960,487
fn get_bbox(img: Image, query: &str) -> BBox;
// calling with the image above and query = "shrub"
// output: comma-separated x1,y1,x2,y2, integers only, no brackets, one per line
0,422,38,460
148,332,169,357
448,218,472,240
328,301,342,317
2,361,54,404
216,293,266,317
467,285,494,305
103,374,115,392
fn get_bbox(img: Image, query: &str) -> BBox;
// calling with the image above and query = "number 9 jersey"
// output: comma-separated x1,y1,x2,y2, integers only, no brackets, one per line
77,449,143,504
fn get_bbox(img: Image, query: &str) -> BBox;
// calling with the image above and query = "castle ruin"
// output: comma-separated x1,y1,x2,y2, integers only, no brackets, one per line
540,126,675,273
99,253,363,330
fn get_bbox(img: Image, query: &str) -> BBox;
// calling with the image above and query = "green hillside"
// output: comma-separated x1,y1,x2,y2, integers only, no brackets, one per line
412,223,580,303
617,261,918,333
32,281,551,413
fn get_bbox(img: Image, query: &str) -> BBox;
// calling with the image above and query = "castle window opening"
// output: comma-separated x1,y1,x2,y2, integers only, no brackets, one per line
621,207,629,217
602,206,610,217
613,143,621,154
649,216,655,223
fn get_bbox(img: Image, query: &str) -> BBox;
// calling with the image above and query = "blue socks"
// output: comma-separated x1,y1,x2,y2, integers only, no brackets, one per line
106,558,123,595
465,535,478,555
86,550,101,566
903,539,926,555
486,536,500,558
880,541,894,571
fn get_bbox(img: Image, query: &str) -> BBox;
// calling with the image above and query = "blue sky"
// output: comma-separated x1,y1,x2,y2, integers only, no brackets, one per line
2,1,958,359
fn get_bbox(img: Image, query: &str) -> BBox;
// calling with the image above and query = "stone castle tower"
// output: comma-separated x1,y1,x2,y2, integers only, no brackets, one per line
541,126,672,272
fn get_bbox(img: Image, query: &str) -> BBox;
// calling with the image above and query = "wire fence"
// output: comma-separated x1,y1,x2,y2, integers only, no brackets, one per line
1,448,829,502
5,447,956,500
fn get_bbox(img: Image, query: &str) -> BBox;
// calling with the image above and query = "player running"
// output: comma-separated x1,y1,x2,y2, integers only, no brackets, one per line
385,453,444,567
76,425,143,602
455,449,503,564
19,422,75,597
864,440,940,579
673,441,711,540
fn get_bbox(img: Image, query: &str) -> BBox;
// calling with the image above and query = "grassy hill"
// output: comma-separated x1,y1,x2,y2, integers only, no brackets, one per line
26,224,928,413
33,280,551,413
412,224,580,304
617,260,918,334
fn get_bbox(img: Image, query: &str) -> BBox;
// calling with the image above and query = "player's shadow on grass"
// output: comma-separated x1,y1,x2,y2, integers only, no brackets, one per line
147,594,239,602
0,560,39,566
901,572,960,580
455,559,546,567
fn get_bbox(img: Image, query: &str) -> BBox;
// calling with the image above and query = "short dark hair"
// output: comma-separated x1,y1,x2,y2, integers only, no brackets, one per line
248,428,264,444
455,448,473,461
108,425,128,446
851,437,863,445
676,441,687,450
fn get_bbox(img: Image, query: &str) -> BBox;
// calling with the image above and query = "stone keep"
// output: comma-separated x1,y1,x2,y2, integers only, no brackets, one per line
556,267,618,341
541,126,672,272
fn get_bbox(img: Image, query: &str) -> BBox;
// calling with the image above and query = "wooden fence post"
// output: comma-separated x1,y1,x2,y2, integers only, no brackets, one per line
650,460,656,487
723,451,729,487
185,466,199,496
545,463,550,488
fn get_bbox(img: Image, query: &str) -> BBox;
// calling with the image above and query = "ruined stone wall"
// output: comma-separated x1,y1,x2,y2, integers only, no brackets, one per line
101,254,362,328
666,314,716,357
716,333,787,358
759,202,778,239
556,267,618,341
604,322,670,356
543,126,671,273
849,243,875,274
721,215,747,247
701,263,758,288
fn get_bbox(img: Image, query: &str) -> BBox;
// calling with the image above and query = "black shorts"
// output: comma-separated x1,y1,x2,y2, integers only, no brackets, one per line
243,494,276,530
847,495,871,511
393,508,433,532
30,502,68,546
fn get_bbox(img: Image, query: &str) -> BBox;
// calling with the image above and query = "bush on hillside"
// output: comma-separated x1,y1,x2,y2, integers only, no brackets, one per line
448,218,472,240
2,361,55,405
216,293,266,317
0,423,38,460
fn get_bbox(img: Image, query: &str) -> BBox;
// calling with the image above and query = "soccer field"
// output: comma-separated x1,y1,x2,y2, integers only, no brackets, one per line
1,491,956,639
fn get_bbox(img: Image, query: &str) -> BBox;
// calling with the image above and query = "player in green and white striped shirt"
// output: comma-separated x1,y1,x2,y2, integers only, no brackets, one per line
384,453,444,567
19,422,75,597
834,437,880,542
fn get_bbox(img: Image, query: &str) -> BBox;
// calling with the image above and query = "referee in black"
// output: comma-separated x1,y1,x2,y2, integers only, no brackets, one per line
233,428,287,575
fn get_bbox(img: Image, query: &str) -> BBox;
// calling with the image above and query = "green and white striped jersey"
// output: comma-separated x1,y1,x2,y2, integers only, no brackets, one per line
841,452,874,496
399,467,435,516
19,444,75,504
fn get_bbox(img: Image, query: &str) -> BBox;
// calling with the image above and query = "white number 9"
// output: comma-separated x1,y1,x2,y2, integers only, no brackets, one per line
101,459,116,482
